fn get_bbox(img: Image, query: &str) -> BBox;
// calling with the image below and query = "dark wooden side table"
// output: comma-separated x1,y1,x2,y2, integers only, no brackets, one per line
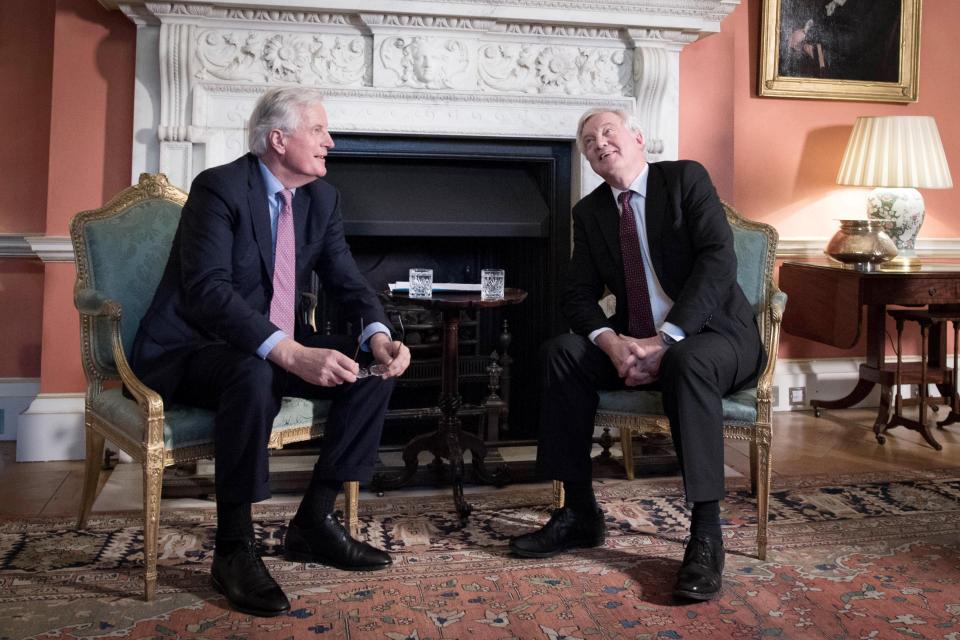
375,287,527,523
779,261,960,442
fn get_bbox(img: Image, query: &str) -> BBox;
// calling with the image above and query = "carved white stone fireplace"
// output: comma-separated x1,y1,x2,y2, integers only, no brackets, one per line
105,0,738,196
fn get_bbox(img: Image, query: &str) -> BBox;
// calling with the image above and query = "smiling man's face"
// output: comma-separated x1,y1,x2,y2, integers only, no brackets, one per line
579,111,647,190
270,102,335,188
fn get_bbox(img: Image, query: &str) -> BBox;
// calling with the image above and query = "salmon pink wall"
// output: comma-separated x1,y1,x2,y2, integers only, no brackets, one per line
680,0,960,360
0,261,44,378
0,0,54,234
0,0,55,378
38,0,135,392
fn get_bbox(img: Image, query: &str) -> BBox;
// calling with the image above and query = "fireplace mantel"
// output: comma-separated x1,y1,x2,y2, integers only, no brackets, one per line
106,0,738,195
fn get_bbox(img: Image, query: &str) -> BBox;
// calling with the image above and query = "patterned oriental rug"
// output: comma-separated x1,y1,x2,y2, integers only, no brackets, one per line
1,470,960,640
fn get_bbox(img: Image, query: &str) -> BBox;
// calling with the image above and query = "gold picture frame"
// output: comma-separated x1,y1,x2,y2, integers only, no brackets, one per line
759,0,921,103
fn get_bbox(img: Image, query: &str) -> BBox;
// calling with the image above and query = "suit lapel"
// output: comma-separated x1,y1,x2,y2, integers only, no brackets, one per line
247,158,274,274
293,188,311,265
644,163,668,278
597,185,622,273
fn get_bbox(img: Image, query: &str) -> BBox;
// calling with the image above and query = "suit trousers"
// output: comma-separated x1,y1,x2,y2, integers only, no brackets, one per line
535,330,761,503
173,333,394,504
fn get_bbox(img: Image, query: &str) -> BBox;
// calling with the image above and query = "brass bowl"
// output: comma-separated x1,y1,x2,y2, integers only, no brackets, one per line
825,220,898,271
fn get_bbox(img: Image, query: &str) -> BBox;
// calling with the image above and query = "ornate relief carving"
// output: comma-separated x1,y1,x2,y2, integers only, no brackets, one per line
263,34,309,80
379,36,471,89
220,10,354,25
479,43,630,95
195,30,267,82
311,36,369,86
493,23,621,39
633,45,670,154
145,2,211,17
194,29,368,86
362,13,493,30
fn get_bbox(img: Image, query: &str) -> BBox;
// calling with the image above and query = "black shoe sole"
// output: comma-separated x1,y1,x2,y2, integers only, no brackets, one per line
210,575,291,617
672,587,721,602
509,538,604,559
284,548,391,572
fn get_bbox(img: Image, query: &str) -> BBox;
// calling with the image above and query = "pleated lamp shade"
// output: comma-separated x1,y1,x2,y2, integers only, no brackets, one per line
837,116,952,188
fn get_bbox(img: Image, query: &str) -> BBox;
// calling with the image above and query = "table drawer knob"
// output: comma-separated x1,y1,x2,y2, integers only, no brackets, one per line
929,288,938,296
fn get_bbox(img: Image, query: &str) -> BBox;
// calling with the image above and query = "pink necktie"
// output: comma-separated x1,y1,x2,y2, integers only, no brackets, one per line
269,189,296,336
618,190,656,339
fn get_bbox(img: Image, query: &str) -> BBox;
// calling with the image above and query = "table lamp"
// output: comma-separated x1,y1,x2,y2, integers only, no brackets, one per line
836,115,953,270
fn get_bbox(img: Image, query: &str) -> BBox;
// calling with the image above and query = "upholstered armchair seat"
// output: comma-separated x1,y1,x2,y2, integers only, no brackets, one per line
597,387,761,424
90,389,333,453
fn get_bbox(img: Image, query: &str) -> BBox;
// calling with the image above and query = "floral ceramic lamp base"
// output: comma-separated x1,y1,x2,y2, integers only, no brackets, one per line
868,187,924,271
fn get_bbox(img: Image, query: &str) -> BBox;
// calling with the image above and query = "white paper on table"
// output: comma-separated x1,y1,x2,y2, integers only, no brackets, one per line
389,282,482,292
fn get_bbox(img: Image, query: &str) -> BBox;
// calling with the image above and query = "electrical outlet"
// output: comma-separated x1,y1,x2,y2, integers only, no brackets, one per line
771,386,780,408
789,387,806,406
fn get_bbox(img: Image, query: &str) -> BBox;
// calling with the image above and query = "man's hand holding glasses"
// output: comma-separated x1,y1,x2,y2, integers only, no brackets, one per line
354,315,411,380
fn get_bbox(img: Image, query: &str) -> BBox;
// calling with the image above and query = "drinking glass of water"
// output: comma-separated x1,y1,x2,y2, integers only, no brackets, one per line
409,268,433,299
481,268,505,300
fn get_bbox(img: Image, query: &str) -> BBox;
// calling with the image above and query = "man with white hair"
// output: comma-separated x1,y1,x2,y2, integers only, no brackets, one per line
132,87,410,616
509,108,765,602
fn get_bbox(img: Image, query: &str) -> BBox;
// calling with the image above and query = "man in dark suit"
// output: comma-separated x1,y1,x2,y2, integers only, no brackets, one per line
132,87,410,617
509,108,764,602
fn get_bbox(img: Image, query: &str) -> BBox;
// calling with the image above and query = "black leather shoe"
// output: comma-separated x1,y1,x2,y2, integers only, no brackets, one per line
211,539,290,617
509,506,605,558
673,535,724,601
284,514,392,571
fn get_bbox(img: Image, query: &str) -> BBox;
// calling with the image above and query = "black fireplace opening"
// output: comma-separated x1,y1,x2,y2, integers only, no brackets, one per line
317,134,573,442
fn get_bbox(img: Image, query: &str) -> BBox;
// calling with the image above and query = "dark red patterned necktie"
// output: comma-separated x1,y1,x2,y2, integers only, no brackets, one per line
618,190,656,338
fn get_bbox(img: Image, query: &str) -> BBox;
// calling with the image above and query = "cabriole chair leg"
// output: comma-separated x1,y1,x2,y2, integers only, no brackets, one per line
77,423,105,530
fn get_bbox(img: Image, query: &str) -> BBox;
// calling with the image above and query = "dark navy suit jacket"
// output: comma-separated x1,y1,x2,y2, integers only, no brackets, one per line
131,153,388,400
562,160,758,350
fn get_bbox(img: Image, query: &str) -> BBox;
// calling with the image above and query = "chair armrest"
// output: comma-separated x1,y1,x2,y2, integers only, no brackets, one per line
300,291,318,331
770,289,787,324
75,288,165,438
75,287,122,319
755,285,788,402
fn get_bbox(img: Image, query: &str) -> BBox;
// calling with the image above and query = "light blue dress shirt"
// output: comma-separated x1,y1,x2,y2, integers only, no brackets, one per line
589,164,685,345
255,161,390,358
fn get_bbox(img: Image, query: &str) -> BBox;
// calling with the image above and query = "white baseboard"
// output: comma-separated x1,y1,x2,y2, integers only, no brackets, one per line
16,392,85,462
772,356,925,412
0,379,40,442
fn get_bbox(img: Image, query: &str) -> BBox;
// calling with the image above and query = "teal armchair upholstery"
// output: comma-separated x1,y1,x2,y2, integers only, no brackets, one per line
70,173,357,601
554,203,787,560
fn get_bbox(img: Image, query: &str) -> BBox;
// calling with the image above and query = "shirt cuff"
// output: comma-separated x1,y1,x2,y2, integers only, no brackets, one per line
588,327,615,345
659,322,686,343
258,330,288,359
359,321,392,352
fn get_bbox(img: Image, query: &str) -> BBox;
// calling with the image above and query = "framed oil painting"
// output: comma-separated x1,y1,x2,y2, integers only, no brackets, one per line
759,0,920,103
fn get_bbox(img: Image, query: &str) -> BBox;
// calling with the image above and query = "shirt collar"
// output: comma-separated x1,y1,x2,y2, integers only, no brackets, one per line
258,160,295,200
609,163,649,204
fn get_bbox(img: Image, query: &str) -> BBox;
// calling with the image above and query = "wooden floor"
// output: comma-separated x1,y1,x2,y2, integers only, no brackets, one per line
1,407,958,518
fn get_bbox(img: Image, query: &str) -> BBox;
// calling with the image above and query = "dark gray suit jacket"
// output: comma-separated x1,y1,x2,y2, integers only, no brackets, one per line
563,160,757,347
131,153,388,400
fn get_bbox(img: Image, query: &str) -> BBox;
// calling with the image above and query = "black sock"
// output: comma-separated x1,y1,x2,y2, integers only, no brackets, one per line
293,476,340,527
690,500,722,541
563,480,599,516
216,500,253,552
